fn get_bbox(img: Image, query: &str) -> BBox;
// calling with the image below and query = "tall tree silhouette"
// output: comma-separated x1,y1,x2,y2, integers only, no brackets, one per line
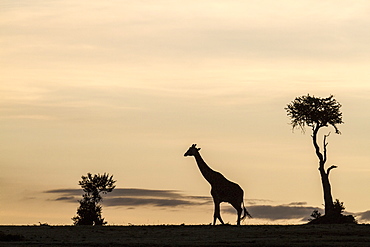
285,95,343,217
72,173,116,226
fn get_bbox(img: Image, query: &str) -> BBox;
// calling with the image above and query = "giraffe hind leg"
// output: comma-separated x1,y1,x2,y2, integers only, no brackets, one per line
236,207,242,225
231,202,243,225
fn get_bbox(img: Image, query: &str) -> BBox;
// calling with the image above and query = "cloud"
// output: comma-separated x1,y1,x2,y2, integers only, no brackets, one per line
246,199,274,205
45,188,212,208
110,188,186,198
104,189,212,207
250,205,322,221
45,188,324,221
104,197,195,207
45,189,83,196
46,188,369,222
222,203,323,222
287,202,307,206
356,210,370,221
45,189,82,203
55,196,75,201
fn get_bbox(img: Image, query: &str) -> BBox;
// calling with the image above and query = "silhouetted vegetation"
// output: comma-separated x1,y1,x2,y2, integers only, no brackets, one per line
286,95,356,224
72,173,116,226
308,199,357,224
308,210,322,222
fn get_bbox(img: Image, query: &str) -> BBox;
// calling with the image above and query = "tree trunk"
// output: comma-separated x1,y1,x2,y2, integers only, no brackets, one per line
312,126,335,216
318,165,334,215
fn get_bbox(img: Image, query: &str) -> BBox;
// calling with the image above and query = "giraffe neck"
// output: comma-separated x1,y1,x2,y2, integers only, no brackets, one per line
193,152,217,184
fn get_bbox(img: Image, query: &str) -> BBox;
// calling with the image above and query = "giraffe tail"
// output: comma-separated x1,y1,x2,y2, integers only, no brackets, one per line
241,201,252,220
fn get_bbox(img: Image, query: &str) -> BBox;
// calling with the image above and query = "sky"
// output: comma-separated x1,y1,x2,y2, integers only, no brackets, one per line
1,0,370,225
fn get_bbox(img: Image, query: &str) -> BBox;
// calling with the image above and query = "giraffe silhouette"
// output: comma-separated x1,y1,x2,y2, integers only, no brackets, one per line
184,144,252,225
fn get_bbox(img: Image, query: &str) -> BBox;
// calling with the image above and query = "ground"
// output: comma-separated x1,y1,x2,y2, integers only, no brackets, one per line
1,224,369,246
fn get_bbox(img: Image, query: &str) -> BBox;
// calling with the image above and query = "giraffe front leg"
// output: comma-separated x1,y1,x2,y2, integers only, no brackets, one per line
213,201,224,225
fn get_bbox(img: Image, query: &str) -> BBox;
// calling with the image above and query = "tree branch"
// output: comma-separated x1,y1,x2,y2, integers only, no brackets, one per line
323,132,331,163
327,165,338,176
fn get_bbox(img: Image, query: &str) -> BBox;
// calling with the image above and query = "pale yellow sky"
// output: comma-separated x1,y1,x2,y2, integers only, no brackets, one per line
1,0,370,225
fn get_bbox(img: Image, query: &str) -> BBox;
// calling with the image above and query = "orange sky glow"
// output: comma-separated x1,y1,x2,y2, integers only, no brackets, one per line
1,0,370,225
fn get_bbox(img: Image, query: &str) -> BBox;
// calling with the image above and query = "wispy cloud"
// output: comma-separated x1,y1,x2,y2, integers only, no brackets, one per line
105,189,212,207
244,205,322,222
220,200,323,222
55,196,75,201
356,210,370,221
45,188,327,222
45,188,212,208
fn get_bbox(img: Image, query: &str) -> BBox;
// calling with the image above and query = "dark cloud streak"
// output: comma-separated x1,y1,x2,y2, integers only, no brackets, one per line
45,188,369,222
357,210,370,221
45,188,212,208
222,204,323,221
55,196,76,201
104,198,197,207
110,188,184,198
248,205,322,221
45,189,83,196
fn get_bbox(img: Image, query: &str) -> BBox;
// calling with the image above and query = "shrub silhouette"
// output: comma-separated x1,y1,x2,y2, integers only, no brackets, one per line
308,210,322,222
72,173,116,226
308,199,357,224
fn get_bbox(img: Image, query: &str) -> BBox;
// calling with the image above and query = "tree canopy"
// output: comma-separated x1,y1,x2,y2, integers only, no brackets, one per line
79,173,116,202
285,94,343,134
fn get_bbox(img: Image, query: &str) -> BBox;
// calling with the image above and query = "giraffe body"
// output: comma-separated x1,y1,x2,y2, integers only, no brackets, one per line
184,144,252,225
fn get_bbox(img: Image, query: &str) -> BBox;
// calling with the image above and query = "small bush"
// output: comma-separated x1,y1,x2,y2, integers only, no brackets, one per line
308,210,322,222
333,199,345,215
308,200,357,224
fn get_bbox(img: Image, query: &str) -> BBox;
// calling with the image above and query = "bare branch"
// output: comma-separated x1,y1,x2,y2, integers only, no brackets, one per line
327,165,338,176
323,132,331,163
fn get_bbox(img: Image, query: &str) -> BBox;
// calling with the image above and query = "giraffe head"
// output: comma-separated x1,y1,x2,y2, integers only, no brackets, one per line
184,144,201,157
